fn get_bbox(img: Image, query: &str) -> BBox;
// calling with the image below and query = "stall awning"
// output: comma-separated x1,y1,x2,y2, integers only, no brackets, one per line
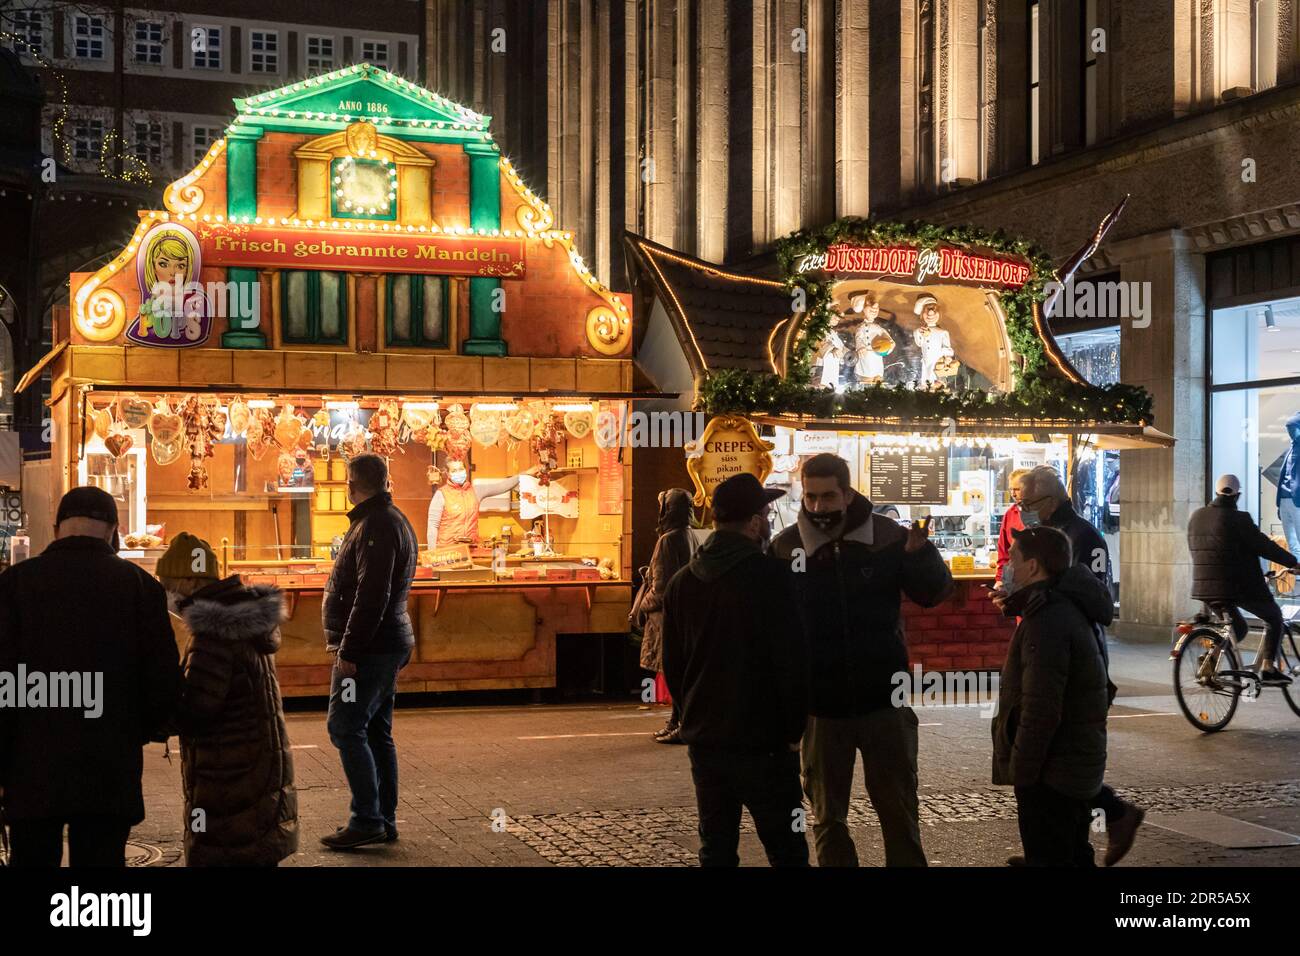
14,340,68,394
749,413,1174,449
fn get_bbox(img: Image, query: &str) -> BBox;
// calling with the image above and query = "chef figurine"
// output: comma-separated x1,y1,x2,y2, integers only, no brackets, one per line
849,291,895,385
814,320,848,390
912,293,957,389
427,458,541,550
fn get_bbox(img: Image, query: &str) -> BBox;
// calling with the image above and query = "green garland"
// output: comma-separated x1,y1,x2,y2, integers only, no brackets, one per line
697,216,1152,426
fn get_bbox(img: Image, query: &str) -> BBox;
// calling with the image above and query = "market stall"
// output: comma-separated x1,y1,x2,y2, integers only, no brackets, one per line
20,65,641,695
627,210,1168,671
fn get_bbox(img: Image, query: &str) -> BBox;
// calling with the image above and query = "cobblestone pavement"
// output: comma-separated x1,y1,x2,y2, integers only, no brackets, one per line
127,640,1300,867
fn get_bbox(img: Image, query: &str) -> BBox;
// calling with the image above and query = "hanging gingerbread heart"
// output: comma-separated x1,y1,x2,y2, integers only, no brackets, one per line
274,403,302,449
470,410,502,447
150,438,182,466
505,405,539,442
148,399,183,445
104,431,133,459
564,411,593,440
228,399,250,437
92,406,113,441
118,394,153,429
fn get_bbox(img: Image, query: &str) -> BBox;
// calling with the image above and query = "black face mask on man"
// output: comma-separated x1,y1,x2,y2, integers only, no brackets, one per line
806,508,843,531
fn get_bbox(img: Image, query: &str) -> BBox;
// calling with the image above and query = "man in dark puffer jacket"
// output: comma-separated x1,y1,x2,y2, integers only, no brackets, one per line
993,527,1111,867
1188,473,1297,684
322,453,417,849
161,536,298,867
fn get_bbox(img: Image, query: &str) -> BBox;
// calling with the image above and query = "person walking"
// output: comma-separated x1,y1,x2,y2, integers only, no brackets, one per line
0,487,181,867
661,473,809,867
1007,465,1142,865
635,488,697,744
770,453,952,867
321,453,418,850
1188,473,1298,685
158,532,298,867
993,527,1111,866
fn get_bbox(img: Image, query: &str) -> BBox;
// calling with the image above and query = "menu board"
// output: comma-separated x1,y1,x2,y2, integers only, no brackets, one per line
868,448,949,504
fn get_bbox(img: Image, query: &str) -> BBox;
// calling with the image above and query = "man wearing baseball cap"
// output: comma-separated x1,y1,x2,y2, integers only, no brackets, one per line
1188,474,1299,684
661,472,810,866
0,486,181,866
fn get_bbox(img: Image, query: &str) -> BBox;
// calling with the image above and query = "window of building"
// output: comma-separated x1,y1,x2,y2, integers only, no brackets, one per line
306,35,334,73
1211,294,1300,613
132,121,164,167
282,271,347,345
10,9,45,58
916,1,935,191
133,20,163,65
330,157,397,220
250,30,279,73
1029,0,1040,165
72,118,105,164
191,125,221,167
73,14,106,60
386,276,449,348
192,25,222,69
1083,0,1098,146
360,40,389,68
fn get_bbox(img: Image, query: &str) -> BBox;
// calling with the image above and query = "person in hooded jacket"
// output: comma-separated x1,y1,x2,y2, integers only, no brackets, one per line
1189,473,1297,685
634,488,697,743
158,533,299,867
770,453,953,868
1276,412,1300,556
992,526,1111,866
661,473,810,867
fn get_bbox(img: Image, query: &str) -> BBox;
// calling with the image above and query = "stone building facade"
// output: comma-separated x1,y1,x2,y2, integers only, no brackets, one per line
429,0,1300,640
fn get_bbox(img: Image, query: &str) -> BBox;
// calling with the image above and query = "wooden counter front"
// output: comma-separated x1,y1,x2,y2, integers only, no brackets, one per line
265,581,632,697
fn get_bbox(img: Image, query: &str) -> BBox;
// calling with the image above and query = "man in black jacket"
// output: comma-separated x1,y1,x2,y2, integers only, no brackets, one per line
662,473,809,867
770,453,952,867
0,487,181,866
322,453,418,849
993,527,1112,866
1188,473,1297,684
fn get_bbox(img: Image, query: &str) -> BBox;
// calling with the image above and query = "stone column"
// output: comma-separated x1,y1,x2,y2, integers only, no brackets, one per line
697,0,730,261
834,0,870,216
1111,230,1207,641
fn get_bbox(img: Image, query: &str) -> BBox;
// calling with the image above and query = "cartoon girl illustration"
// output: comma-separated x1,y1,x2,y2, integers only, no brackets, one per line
127,224,211,347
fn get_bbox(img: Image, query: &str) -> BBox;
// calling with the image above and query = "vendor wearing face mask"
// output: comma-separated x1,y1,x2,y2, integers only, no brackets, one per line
770,453,953,868
426,457,540,550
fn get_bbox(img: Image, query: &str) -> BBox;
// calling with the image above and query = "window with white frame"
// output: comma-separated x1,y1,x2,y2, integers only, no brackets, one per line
249,30,278,73
10,8,45,58
191,125,221,168
73,14,106,60
360,39,389,68
191,25,222,69
1029,0,1041,165
132,121,164,167
133,20,163,65
72,118,105,164
306,35,335,73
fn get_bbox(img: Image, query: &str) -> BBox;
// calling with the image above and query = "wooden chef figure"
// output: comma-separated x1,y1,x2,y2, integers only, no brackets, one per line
912,293,957,389
848,290,895,385
426,458,540,549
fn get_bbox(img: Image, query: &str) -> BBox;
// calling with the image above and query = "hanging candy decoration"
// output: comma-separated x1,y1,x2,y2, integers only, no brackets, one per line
469,404,503,446
176,395,216,491
505,404,539,442
92,405,113,441
311,408,330,430
247,407,273,461
151,438,182,466
401,404,435,434
426,465,443,486
339,413,368,461
148,398,184,445
563,410,594,441
117,393,153,429
529,412,563,485
228,398,251,437
443,403,472,460
104,427,133,460
201,396,227,443
274,403,303,449
368,400,401,457
277,451,298,486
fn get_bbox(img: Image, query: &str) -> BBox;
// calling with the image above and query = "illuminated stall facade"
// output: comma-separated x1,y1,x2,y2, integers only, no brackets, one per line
21,64,640,696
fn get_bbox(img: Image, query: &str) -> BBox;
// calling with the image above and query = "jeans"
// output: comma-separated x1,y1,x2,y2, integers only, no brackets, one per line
326,649,410,833
7,816,133,867
800,707,927,867
1015,782,1096,867
1225,598,1286,666
1281,498,1300,558
686,746,809,867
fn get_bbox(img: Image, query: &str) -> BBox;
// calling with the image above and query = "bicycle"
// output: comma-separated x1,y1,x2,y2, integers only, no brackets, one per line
1170,571,1300,732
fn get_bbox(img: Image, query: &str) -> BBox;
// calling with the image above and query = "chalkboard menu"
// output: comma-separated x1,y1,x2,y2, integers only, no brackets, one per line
868,448,949,504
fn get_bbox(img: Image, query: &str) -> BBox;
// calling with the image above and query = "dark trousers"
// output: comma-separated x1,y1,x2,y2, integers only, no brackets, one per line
7,816,134,867
326,649,410,832
1015,783,1096,867
1093,783,1127,825
800,707,927,867
1225,598,1286,665
687,746,809,867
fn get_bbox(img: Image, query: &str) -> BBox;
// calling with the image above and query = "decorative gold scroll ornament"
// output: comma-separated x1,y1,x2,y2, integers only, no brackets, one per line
684,416,775,508
585,305,631,356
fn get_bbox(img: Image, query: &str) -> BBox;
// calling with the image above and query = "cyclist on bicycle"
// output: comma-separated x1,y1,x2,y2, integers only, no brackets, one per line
1188,474,1298,685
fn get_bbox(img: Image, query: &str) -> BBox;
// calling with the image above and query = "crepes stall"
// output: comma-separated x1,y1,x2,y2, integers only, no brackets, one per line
627,211,1167,671
20,65,639,696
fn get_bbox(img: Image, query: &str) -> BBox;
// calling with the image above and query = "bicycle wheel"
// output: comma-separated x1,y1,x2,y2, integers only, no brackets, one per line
1173,629,1242,732
1280,625,1300,718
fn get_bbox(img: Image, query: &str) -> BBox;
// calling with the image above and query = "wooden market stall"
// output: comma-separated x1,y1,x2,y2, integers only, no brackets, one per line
626,213,1170,672
19,64,642,696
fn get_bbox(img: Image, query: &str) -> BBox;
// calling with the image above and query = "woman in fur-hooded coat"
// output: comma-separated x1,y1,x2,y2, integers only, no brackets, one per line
173,576,299,866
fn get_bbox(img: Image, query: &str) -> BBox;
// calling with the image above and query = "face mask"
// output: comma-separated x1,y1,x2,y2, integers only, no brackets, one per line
448,470,468,487
807,509,843,531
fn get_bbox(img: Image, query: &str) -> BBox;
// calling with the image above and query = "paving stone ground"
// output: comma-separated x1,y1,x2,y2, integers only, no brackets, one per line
128,639,1300,867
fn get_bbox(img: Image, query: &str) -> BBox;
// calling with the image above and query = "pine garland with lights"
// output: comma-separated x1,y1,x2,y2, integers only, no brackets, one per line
696,216,1152,426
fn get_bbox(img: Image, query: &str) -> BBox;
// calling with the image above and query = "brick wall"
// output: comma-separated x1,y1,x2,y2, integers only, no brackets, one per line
903,580,1013,671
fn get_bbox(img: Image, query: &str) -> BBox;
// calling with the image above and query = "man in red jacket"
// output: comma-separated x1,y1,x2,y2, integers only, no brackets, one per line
995,468,1031,584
